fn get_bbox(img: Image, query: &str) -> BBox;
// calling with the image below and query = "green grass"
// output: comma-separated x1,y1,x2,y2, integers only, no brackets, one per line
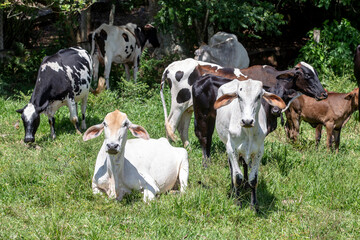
1,74,360,239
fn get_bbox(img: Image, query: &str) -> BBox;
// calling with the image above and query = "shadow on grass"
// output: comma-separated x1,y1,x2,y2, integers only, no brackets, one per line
226,177,278,217
29,114,104,145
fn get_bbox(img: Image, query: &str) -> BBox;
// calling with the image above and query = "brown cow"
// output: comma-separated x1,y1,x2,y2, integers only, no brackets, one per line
285,88,359,152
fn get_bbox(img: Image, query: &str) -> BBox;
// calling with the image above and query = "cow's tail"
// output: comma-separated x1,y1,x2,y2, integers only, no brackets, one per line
90,77,106,96
160,68,177,142
89,31,96,57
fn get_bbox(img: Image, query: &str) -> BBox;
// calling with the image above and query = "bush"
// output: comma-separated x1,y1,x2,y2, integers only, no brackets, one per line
297,18,360,78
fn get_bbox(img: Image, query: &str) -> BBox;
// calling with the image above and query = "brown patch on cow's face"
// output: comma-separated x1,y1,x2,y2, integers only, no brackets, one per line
104,110,127,136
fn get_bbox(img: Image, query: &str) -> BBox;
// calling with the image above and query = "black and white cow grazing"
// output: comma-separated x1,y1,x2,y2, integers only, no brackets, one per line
90,23,160,89
16,47,92,143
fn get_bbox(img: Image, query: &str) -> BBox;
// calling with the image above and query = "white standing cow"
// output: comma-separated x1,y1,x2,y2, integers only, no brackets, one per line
83,110,188,202
194,31,250,69
214,79,285,210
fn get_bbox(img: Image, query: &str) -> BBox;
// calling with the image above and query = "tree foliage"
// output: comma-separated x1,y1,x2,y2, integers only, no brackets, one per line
155,0,286,49
297,18,360,78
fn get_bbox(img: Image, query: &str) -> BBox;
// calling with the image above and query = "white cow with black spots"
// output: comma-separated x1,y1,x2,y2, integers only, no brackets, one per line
16,47,92,143
83,110,189,202
160,58,246,147
89,23,160,88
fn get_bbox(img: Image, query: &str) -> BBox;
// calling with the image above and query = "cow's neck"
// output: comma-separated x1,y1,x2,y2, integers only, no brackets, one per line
134,27,147,50
106,147,125,197
30,84,50,112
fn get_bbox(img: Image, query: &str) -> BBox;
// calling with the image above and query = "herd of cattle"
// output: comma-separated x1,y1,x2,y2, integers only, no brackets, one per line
15,22,360,211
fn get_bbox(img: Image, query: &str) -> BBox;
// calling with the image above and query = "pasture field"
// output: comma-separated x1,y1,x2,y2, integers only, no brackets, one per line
1,74,360,239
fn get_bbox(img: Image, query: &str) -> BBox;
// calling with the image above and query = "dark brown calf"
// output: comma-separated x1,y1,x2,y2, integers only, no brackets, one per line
285,88,359,152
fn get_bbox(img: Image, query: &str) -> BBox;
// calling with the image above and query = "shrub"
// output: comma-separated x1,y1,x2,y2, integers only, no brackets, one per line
297,18,360,79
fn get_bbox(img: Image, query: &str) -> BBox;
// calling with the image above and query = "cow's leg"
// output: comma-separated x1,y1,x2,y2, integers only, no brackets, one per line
325,123,335,151
178,157,189,193
285,109,300,141
166,105,185,143
93,54,100,88
227,146,243,206
48,116,56,140
104,54,113,89
133,54,140,82
315,124,322,147
248,152,262,212
45,107,57,140
80,95,88,130
92,182,102,195
124,64,131,81
177,107,192,148
143,176,160,203
67,98,81,134
194,108,214,166
333,128,341,153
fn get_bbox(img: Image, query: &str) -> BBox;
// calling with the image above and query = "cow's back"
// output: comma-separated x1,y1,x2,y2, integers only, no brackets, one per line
124,138,187,192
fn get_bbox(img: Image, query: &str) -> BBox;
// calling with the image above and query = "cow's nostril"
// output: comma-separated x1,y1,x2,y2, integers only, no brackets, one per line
242,119,254,126
107,143,119,150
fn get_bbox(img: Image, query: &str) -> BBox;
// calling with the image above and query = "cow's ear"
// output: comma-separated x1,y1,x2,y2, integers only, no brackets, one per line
128,124,150,140
214,93,237,110
276,70,299,80
16,107,25,114
83,123,104,141
345,92,355,100
36,100,49,113
263,91,286,109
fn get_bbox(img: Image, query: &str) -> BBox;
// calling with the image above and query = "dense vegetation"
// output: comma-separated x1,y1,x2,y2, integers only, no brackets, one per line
1,0,360,238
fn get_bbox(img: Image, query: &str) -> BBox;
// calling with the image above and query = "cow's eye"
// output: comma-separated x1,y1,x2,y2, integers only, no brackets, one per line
305,73,310,79
103,122,107,127
123,121,129,128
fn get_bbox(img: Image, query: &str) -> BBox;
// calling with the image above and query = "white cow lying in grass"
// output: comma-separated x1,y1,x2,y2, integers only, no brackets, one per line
83,110,189,202
214,79,285,210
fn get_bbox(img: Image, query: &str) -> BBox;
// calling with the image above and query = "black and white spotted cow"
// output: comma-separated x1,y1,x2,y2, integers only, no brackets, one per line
16,47,92,143
89,23,160,89
160,58,245,147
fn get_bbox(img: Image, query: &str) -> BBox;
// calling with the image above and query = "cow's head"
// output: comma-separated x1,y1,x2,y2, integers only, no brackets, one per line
267,80,301,116
16,101,48,143
214,79,286,128
142,24,160,48
83,110,149,155
344,87,359,112
276,62,327,101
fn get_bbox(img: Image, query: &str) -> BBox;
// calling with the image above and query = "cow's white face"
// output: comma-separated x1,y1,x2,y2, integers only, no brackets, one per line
236,80,263,128
16,102,48,143
214,79,286,128
83,110,150,155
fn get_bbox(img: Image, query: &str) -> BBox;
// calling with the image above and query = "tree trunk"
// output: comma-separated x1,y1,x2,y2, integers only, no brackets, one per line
0,9,3,50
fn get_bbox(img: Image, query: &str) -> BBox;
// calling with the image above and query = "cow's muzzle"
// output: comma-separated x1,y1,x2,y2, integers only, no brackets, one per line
241,119,254,128
106,143,120,155
315,91,328,101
